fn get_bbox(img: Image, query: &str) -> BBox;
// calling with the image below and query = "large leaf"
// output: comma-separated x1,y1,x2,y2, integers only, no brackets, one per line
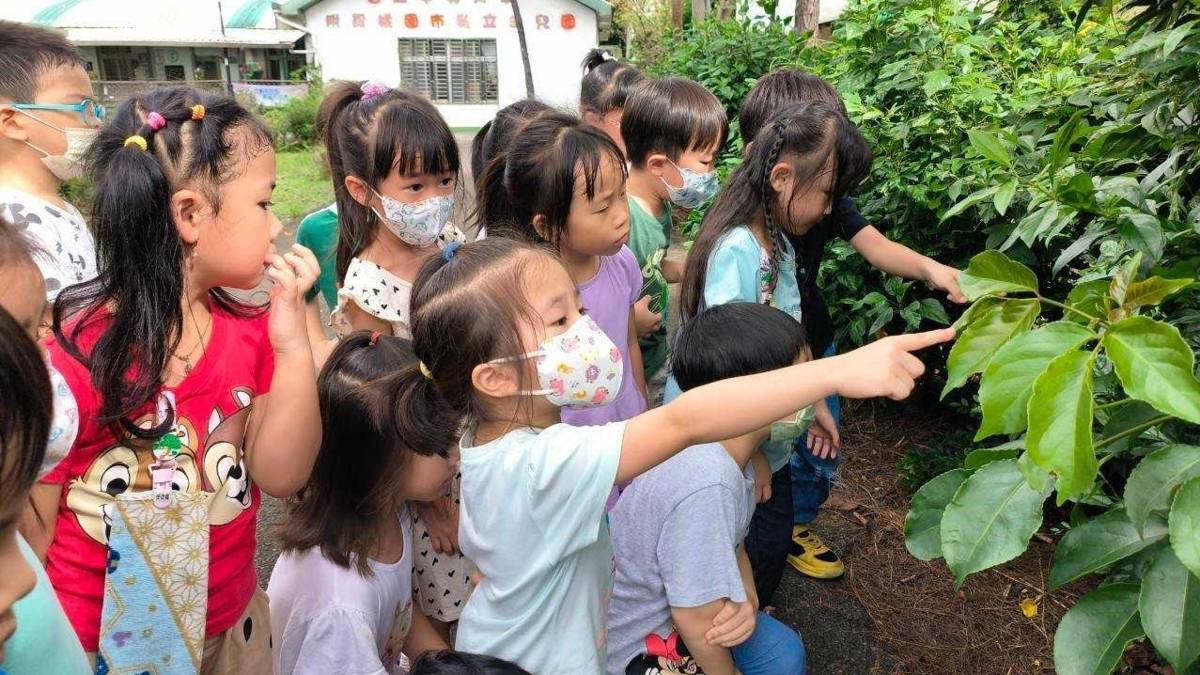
1103,317,1200,424
1118,213,1166,262
1050,508,1169,588
958,250,1040,300
1065,279,1111,324
940,459,1050,586
1139,546,1200,672
1054,583,1144,675
977,322,1095,440
967,129,1013,167
1099,401,1164,456
1026,350,1098,502
994,178,1019,216
1125,445,1200,535
943,298,1041,396
1171,478,1200,578
952,296,1002,332
1049,110,1086,172
904,469,967,561
940,185,999,222
963,444,1023,470
1122,276,1194,310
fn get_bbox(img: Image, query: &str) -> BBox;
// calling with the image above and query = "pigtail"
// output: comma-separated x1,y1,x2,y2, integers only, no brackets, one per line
380,361,460,459
474,148,524,241
580,48,612,76
470,120,494,188
317,81,372,281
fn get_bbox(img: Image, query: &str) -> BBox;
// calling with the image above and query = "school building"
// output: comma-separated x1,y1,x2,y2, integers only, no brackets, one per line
278,0,611,127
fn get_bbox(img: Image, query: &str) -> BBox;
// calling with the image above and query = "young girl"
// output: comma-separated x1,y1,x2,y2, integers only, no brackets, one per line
677,101,872,608
311,79,473,638
478,111,647,425
469,98,552,192
388,236,952,673
269,332,454,674
579,49,645,156
29,86,320,672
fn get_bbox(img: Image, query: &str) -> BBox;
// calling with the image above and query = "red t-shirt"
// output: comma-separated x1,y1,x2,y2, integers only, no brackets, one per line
42,303,275,651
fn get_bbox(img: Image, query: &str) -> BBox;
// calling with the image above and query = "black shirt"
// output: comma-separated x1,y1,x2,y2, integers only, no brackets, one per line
785,196,869,357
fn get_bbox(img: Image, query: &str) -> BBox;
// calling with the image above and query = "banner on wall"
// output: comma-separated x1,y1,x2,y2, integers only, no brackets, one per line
232,82,309,107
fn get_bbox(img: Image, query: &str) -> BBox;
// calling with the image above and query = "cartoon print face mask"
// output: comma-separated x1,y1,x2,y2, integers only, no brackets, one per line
490,315,624,408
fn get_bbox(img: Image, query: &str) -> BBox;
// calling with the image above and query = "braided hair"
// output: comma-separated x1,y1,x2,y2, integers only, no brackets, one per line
679,101,872,321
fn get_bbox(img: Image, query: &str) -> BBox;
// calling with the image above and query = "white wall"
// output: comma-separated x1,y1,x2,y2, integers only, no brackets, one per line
745,0,849,25
302,0,599,127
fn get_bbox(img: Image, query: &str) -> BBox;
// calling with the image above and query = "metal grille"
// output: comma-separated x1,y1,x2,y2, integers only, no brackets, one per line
398,38,498,104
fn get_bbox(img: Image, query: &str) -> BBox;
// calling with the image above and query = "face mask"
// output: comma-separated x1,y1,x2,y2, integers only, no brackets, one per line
15,109,97,181
661,160,718,209
42,363,79,479
770,405,815,444
372,188,455,248
492,314,624,408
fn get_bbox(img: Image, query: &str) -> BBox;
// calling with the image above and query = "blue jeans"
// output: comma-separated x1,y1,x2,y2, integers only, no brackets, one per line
791,345,843,525
732,611,807,675
743,464,793,607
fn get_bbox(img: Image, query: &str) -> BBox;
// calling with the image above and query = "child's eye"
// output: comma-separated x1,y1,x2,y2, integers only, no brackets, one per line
259,201,275,210
553,315,569,326
579,306,590,316
408,184,424,192
441,177,453,187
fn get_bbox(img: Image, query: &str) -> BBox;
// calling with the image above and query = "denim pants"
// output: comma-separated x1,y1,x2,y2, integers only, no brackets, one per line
744,463,794,607
791,345,843,525
731,611,808,675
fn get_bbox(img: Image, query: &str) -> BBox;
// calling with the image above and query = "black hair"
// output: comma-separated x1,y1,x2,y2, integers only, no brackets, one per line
673,302,808,391
470,98,554,188
411,651,532,675
278,331,457,576
476,111,626,250
739,68,846,142
621,76,729,168
579,48,645,116
0,20,86,103
317,81,460,280
52,86,272,439
0,305,51,523
679,102,872,320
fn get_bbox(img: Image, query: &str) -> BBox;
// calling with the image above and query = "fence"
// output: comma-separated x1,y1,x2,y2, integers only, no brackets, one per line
93,80,309,108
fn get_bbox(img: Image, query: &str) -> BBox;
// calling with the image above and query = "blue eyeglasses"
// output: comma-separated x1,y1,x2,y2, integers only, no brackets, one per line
11,99,107,127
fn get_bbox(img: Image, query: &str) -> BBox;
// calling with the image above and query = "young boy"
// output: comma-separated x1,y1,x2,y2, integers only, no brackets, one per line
739,69,967,580
296,201,339,310
607,302,807,675
0,21,100,321
620,76,728,405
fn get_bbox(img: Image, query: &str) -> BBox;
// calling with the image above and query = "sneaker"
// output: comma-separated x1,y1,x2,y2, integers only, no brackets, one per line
788,526,844,579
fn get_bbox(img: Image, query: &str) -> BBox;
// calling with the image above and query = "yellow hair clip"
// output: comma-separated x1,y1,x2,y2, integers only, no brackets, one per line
419,361,433,380
123,135,148,150
190,104,206,121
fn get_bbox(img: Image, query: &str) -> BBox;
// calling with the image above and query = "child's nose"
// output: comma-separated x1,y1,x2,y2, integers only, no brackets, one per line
268,212,282,241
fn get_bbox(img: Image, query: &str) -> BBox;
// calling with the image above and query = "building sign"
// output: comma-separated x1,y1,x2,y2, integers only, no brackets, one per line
232,82,310,107
321,0,577,31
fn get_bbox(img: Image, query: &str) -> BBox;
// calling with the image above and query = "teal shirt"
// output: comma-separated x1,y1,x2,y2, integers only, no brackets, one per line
627,196,673,378
2,534,91,674
296,204,339,309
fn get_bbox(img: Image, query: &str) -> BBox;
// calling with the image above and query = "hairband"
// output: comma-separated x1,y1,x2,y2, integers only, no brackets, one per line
124,135,148,150
418,361,433,380
361,81,390,102
146,111,166,131
191,105,206,121
369,331,382,345
442,240,462,262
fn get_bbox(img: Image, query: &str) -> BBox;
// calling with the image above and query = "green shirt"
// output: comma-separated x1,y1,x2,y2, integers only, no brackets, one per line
296,204,339,309
1,534,91,674
627,196,673,378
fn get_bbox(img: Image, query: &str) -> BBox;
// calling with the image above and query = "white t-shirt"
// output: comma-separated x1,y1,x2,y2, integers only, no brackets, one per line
0,190,96,300
268,510,415,675
456,422,626,675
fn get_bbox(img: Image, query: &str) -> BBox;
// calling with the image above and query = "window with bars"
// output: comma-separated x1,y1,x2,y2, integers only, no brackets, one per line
398,38,499,104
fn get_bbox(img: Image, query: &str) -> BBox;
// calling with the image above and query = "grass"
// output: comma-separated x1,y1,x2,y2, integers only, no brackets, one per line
275,147,334,223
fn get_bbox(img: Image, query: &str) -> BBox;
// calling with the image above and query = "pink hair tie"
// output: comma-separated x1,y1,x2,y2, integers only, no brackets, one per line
146,111,167,131
360,81,390,102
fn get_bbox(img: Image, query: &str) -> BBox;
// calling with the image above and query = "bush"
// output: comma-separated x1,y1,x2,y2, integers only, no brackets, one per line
263,83,323,149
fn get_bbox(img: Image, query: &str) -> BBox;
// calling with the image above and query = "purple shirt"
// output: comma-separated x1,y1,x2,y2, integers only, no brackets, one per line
563,246,648,427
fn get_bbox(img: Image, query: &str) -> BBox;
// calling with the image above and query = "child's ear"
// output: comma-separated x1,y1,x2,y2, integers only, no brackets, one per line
0,107,30,142
769,162,793,195
344,175,371,207
471,361,520,400
531,214,551,242
646,153,669,178
170,188,207,245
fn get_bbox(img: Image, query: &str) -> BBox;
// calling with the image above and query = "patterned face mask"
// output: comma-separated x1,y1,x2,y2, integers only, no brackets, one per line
661,160,718,209
372,188,455,248
770,405,815,444
491,315,624,408
42,363,78,480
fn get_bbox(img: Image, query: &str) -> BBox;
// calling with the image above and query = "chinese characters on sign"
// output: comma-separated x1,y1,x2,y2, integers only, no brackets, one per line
322,2,577,31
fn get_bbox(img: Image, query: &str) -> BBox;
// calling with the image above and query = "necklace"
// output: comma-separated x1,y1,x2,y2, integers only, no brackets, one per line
174,300,211,376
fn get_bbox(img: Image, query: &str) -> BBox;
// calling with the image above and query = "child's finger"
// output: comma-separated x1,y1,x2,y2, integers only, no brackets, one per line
889,328,956,353
710,600,737,627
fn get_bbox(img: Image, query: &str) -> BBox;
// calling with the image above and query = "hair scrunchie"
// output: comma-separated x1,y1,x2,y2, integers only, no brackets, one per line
190,105,206,121
146,111,166,131
441,240,463,262
123,135,148,150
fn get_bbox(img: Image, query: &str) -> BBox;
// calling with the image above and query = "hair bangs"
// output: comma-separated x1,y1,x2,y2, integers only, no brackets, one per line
375,104,460,178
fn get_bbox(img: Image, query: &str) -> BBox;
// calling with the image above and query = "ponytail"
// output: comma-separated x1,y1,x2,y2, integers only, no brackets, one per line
579,50,645,116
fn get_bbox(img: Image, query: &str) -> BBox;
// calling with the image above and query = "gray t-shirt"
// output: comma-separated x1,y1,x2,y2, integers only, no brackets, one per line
606,442,756,675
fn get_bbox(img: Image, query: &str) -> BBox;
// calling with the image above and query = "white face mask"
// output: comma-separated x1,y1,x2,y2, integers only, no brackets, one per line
15,109,98,181
661,159,718,209
371,188,455,248
491,314,625,408
43,363,79,479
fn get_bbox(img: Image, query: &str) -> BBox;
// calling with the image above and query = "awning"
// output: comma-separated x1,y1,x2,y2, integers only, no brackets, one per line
63,26,304,48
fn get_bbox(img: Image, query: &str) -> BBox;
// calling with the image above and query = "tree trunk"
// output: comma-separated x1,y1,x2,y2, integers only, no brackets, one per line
794,0,819,44
510,0,535,97
715,0,736,20
671,0,684,28
692,0,706,22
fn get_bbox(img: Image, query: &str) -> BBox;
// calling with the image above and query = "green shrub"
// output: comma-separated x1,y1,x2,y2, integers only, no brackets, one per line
263,83,324,149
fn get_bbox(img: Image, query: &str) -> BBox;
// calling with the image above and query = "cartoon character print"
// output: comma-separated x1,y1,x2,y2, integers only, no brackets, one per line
625,632,701,675
202,388,255,526
381,599,414,670
591,387,611,405
65,393,201,544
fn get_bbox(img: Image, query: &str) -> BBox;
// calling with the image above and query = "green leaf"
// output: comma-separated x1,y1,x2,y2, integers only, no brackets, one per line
922,69,951,97
958,250,1040,300
1122,276,1194,310
1054,583,1144,675
1139,546,1200,672
1049,111,1086,172
967,129,1012,168
1099,401,1163,456
1164,21,1196,56
943,298,1040,396
1171,477,1200,578
952,296,1002,332
1066,279,1111,324
1118,213,1166,263
1059,173,1097,211
1027,350,1098,502
1054,229,1106,276
994,178,1019,216
1102,317,1200,424
964,446,1022,471
940,459,1050,586
941,185,999,222
919,298,950,325
977,322,1095,440
904,468,967,561
1018,451,1052,493
1050,509,1169,588
1125,446,1200,535
1109,254,1143,308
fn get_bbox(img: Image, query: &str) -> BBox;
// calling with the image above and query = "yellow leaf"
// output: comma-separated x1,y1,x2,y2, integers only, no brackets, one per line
1020,597,1039,618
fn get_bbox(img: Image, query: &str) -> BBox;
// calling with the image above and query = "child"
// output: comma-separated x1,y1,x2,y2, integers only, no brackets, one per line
677,101,872,606
0,220,90,674
269,332,454,674
478,111,647,425
313,79,473,638
412,651,531,675
621,76,728,404
31,86,320,672
579,49,645,156
296,202,339,312
739,69,966,580
470,98,552,191
0,21,101,318
608,303,809,675
388,236,952,673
